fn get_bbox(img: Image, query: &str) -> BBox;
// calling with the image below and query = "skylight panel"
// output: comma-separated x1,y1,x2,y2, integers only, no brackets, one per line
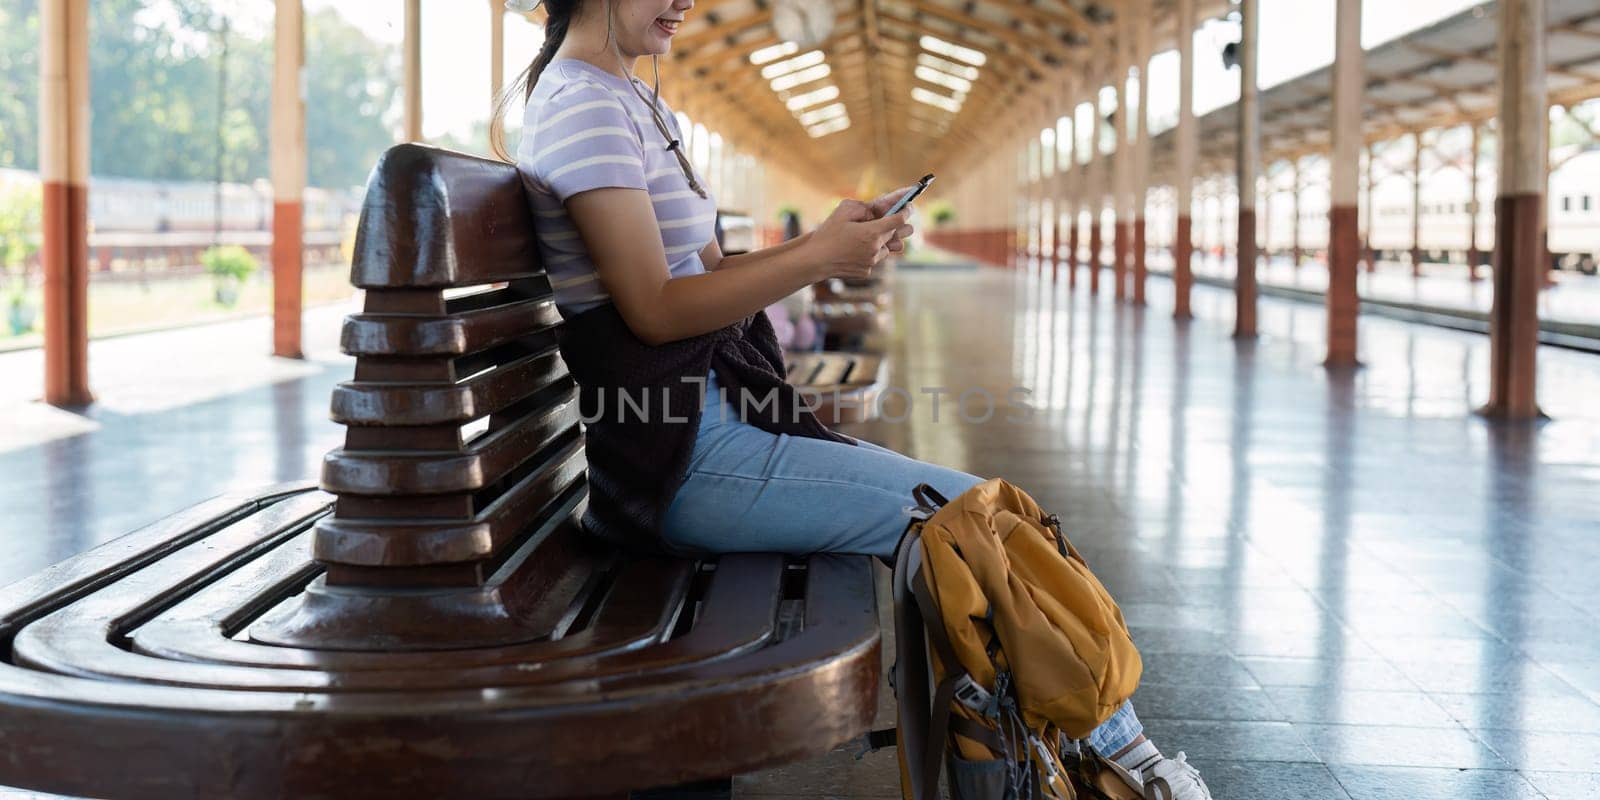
917,53,980,81
808,117,852,137
797,103,848,126
911,87,962,113
750,42,800,65
769,64,832,92
915,65,972,94
760,50,827,80
785,85,840,110
920,35,987,67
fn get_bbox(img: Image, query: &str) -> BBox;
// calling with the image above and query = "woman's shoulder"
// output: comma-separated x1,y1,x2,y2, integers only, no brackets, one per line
529,61,637,112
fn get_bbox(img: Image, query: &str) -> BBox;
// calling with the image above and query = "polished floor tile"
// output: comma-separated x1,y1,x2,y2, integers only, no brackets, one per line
5,265,1599,797
1328,765,1548,800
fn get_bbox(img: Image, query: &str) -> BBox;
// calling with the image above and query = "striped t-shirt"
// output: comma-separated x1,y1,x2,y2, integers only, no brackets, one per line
516,57,717,316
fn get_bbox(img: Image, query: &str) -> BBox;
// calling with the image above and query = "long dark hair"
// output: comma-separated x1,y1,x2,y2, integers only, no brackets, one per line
491,0,580,162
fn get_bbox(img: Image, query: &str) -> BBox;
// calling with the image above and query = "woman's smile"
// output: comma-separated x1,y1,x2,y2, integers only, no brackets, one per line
653,16,681,37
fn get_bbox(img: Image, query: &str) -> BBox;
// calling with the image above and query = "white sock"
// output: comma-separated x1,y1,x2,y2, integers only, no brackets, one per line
1111,738,1162,781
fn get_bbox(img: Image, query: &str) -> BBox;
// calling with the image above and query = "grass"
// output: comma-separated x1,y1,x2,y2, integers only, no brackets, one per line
1,261,358,353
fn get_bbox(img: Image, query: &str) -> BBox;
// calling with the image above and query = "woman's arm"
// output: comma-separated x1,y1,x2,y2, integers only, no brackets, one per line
700,187,915,273
566,189,910,346
698,231,813,273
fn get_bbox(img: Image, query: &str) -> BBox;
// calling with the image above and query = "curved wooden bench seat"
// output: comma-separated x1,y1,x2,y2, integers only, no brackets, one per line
0,486,878,799
0,144,881,800
787,351,887,425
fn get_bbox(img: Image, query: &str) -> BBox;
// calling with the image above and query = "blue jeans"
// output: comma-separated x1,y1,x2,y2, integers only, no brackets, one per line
661,371,1145,755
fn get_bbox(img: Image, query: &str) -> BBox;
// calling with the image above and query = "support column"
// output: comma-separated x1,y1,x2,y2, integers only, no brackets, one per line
40,0,92,406
1235,0,1260,337
1468,122,1482,281
1112,15,1132,302
1066,97,1080,289
1411,130,1424,278
1173,0,1196,319
1363,143,1376,272
1132,0,1153,306
1327,0,1362,367
404,0,423,142
1485,0,1546,419
271,0,307,360
1089,156,1104,295
490,0,505,108
1291,157,1302,267
1050,97,1064,280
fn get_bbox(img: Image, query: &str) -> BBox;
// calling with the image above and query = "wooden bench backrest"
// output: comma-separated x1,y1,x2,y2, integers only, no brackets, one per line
315,144,587,596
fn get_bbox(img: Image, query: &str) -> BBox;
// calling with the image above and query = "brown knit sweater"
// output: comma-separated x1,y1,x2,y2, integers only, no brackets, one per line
555,302,856,553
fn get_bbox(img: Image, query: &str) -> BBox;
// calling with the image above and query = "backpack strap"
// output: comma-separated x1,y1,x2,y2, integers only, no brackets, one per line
911,483,950,511
911,569,1012,798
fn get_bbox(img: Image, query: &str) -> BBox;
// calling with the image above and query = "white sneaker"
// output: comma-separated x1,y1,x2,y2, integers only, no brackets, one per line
1140,752,1212,800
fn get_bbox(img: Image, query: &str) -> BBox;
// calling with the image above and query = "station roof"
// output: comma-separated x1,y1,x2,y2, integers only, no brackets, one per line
1151,0,1600,179
643,0,1227,190
517,1,1600,192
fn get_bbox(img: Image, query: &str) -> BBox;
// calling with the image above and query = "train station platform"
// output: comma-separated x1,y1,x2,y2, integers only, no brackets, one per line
1144,252,1600,349
3,264,1597,799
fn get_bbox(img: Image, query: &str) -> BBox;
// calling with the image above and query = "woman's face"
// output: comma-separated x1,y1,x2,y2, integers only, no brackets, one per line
609,0,694,57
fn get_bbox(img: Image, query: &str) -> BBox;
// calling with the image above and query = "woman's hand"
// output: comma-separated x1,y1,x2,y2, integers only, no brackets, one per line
869,185,921,254
805,198,914,281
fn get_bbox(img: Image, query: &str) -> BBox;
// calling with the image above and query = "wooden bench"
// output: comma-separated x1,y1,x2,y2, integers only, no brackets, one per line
813,277,892,351
0,144,882,800
785,351,887,426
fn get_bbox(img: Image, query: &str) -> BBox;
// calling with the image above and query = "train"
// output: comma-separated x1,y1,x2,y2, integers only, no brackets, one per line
1140,147,1600,275
0,168,361,278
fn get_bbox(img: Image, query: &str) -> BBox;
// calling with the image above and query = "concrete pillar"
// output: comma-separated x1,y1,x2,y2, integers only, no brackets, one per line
1468,122,1482,281
1485,0,1546,419
1113,16,1133,302
404,0,423,142
1291,157,1302,267
1235,0,1260,337
1051,97,1064,280
39,0,92,406
1132,0,1153,306
1411,130,1424,278
1363,143,1376,272
1173,0,1196,319
1066,98,1080,289
1089,156,1104,295
271,0,307,360
490,0,505,108
1327,0,1362,367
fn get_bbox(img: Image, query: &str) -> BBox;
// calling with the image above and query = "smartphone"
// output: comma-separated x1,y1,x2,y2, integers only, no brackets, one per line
884,174,935,217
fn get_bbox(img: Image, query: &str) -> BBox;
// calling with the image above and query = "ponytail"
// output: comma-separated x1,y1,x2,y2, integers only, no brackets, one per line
491,1,578,162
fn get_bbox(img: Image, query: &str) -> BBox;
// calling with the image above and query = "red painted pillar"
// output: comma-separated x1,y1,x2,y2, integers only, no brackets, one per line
1089,208,1103,295
1234,0,1260,338
1484,0,1545,418
1068,214,1080,290
1326,0,1362,367
40,0,93,407
1131,0,1153,306
272,0,306,359
1468,122,1483,282
1173,0,1196,319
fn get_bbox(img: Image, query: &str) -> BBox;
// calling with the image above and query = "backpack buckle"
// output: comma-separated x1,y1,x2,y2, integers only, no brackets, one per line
952,674,996,716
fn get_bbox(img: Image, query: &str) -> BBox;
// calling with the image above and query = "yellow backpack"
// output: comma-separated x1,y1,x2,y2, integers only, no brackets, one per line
889,479,1144,800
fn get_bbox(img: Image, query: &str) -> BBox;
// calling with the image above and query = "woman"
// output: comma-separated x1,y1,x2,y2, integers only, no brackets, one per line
497,2,1210,798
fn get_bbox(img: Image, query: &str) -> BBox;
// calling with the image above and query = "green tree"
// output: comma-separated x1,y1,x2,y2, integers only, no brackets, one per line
305,7,401,189
1,0,399,190
0,0,41,171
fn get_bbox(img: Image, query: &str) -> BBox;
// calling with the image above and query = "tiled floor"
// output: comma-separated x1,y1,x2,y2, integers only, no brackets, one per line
3,264,1598,798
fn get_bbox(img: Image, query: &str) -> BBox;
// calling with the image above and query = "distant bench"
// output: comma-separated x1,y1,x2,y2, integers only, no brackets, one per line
0,144,883,800
786,351,887,426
